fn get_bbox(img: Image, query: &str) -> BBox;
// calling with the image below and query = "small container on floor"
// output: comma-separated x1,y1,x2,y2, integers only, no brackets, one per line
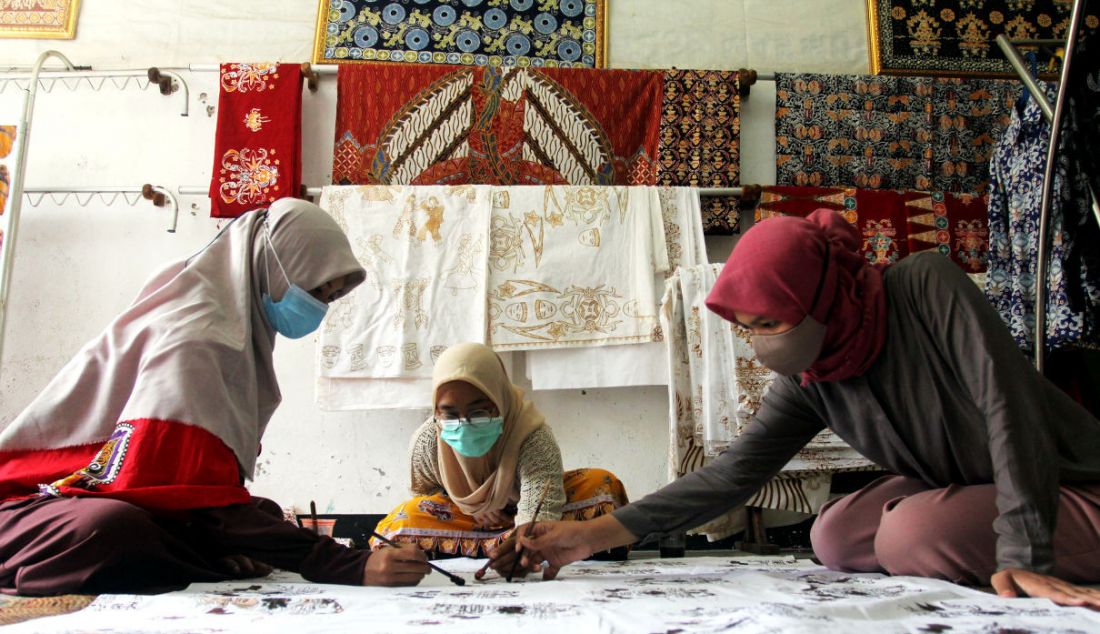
659,533,686,558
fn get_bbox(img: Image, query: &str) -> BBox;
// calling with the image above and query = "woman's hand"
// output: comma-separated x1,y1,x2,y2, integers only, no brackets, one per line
518,515,636,580
216,554,273,579
362,542,431,587
472,508,515,530
991,568,1100,608
474,526,540,580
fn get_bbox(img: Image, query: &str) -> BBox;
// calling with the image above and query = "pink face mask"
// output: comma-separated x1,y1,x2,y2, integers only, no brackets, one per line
750,315,828,376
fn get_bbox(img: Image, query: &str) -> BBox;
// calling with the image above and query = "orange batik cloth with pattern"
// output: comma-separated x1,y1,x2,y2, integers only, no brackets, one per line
209,63,303,218
372,468,628,558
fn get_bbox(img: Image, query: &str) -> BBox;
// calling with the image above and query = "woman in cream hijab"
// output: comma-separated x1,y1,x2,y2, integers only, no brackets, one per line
0,198,431,594
373,342,629,578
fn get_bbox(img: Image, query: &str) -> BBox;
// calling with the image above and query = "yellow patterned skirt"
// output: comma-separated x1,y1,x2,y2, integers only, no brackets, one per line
372,468,628,557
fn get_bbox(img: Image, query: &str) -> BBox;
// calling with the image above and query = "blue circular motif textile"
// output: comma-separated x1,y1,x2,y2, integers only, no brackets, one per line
406,28,430,50
510,0,533,10
457,30,482,52
484,8,508,30
353,25,379,48
557,38,581,61
560,0,583,17
534,12,558,34
418,52,434,62
460,0,483,6
433,5,457,26
334,0,356,22
506,33,531,55
381,3,406,24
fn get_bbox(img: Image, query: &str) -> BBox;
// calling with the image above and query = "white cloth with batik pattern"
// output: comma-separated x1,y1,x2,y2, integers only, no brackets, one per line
524,187,708,389
487,186,669,351
317,185,492,380
661,263,876,539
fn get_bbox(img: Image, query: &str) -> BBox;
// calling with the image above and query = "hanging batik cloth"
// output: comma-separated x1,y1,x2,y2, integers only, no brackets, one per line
333,63,662,187
984,91,1100,353
775,74,1016,194
0,125,16,259
317,185,493,380
756,186,990,273
333,64,743,233
656,70,741,234
209,63,303,218
661,263,875,539
524,187,709,389
487,186,668,351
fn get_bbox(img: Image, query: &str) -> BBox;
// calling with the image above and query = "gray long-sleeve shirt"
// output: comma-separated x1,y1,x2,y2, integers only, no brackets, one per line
615,252,1100,573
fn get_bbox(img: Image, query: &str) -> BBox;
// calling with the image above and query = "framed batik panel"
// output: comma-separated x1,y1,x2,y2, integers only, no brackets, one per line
0,0,79,39
313,0,607,68
867,0,1100,77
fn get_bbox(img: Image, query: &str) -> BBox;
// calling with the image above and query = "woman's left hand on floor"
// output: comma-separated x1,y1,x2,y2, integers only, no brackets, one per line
991,568,1100,608
216,554,273,579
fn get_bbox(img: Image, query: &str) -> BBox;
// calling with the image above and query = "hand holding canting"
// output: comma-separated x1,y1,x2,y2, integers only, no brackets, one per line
362,542,431,587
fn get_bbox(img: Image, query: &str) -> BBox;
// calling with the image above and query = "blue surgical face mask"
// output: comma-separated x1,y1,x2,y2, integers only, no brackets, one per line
439,416,505,457
261,227,328,339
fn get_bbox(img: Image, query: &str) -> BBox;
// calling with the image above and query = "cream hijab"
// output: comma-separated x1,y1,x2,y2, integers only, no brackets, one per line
433,343,545,516
0,198,365,478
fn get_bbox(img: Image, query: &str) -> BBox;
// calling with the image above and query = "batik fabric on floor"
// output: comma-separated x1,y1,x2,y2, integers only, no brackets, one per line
660,263,875,539
209,63,303,218
373,468,628,558
756,185,991,273
775,74,1016,194
487,186,668,351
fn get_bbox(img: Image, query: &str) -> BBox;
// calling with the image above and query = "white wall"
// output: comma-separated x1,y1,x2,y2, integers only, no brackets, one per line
0,0,870,515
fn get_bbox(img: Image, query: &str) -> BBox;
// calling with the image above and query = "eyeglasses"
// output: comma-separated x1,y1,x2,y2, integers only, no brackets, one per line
435,408,497,426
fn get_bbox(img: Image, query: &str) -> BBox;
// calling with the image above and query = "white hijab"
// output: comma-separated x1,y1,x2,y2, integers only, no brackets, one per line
0,198,365,478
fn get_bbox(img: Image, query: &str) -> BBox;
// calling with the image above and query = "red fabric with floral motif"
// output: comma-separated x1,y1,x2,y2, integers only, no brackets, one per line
209,63,303,218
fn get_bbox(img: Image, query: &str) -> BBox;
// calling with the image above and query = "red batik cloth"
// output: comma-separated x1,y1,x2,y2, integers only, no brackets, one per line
209,63,303,218
0,419,250,511
757,186,989,272
332,63,662,186
657,69,742,234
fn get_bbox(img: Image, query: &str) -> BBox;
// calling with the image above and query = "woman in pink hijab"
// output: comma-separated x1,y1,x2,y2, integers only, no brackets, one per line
521,209,1100,608
0,198,432,594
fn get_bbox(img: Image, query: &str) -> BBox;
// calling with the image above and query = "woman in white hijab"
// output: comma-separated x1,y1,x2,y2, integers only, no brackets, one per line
372,342,630,578
0,198,430,595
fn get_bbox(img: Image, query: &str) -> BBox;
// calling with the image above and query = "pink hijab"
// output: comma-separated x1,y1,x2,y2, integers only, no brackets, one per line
0,198,365,478
705,209,888,384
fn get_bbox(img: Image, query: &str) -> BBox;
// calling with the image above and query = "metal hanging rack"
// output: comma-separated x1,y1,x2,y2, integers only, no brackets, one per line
0,51,188,368
177,184,755,199
994,0,1096,373
20,185,179,232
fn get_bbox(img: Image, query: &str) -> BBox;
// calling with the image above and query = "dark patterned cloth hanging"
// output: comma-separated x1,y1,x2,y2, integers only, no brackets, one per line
333,63,743,233
313,0,607,68
775,73,1016,194
867,0,1100,77
756,185,990,273
657,70,741,234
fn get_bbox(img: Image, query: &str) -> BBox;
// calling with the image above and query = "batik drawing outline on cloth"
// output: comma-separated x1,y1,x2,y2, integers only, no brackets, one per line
318,184,492,378
487,186,667,351
312,0,607,68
